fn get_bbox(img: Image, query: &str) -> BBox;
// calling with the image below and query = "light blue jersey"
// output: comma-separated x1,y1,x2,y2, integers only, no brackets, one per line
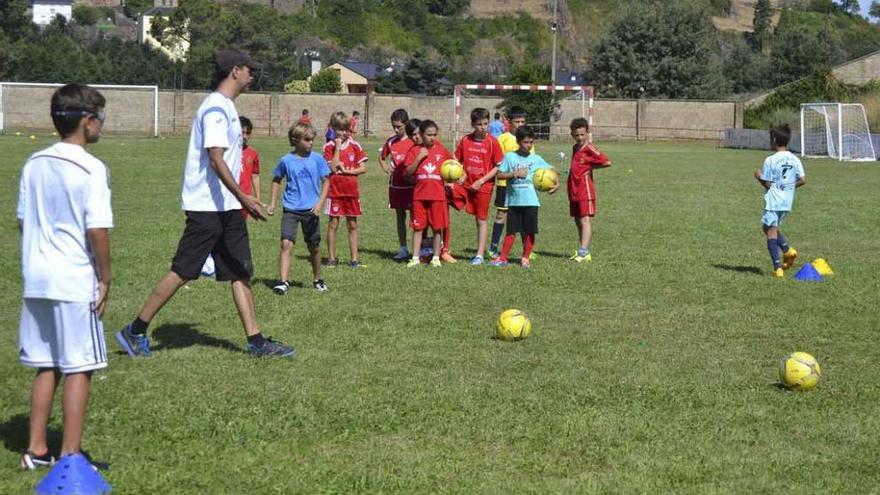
759,150,804,212
273,151,330,211
499,151,552,207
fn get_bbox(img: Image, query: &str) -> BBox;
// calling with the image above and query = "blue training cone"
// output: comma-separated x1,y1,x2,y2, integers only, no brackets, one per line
794,263,824,282
35,453,111,495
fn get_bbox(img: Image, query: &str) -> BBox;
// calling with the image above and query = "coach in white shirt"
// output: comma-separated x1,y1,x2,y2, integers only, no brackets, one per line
116,49,296,358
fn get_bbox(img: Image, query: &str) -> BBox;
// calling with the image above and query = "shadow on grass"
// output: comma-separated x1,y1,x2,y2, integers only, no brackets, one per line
711,263,763,275
0,414,111,469
359,247,400,261
254,278,304,290
151,323,243,354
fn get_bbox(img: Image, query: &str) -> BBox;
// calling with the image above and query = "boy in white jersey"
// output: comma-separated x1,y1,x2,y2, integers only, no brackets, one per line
16,84,112,474
755,124,806,278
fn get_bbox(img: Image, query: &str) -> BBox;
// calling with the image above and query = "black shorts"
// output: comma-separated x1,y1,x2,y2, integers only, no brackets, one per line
493,185,508,210
506,206,539,235
281,209,321,246
171,211,253,282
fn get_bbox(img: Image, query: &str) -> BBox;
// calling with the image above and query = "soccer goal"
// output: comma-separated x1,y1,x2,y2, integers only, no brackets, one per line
800,103,876,161
453,84,594,144
0,82,160,137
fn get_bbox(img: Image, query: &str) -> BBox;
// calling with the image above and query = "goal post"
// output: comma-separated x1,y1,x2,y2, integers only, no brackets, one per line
453,84,594,144
0,82,160,137
800,103,875,161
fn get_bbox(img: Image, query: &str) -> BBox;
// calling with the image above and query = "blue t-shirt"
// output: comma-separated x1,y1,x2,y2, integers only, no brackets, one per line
488,120,504,138
273,151,331,211
760,150,805,212
498,151,551,207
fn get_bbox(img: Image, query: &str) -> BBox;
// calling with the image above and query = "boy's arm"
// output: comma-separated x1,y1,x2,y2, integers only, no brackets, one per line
796,176,806,188
345,160,368,176
268,178,282,216
208,147,266,220
754,169,770,190
379,142,391,174
331,138,343,172
253,175,262,203
312,176,330,214
87,228,111,317
406,148,428,176
472,167,499,191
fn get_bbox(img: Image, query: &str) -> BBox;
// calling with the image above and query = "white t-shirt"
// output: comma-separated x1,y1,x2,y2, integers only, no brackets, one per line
17,142,113,303
181,91,243,211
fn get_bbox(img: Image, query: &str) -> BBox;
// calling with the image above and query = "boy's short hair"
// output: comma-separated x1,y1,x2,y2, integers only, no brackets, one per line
239,116,253,132
391,108,409,124
50,84,106,138
330,111,350,131
770,124,791,147
514,125,534,143
569,117,589,132
471,108,490,123
419,119,438,134
506,106,527,120
494,112,501,119
405,119,421,138
288,122,316,147
352,110,360,117
302,109,309,115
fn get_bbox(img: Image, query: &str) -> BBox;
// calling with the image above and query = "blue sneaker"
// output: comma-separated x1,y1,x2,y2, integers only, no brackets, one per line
247,337,295,358
115,324,151,358
487,259,509,267
471,256,484,265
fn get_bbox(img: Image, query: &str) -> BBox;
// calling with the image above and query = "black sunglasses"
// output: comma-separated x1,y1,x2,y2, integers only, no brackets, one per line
52,110,106,124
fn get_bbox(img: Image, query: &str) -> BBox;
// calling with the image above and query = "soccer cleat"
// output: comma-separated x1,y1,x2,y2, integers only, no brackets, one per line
520,258,531,269
406,258,421,268
350,261,366,269
20,450,55,471
487,259,509,267
273,281,290,295
313,279,328,292
247,337,295,358
440,252,457,263
392,249,410,261
782,248,798,270
570,252,593,263
470,256,484,266
773,268,785,278
115,324,151,358
430,258,442,268
323,258,337,268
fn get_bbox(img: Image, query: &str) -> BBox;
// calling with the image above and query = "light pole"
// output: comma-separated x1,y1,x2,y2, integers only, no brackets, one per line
550,0,558,87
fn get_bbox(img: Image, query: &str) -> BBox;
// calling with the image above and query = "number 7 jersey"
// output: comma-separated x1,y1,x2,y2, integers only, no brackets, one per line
760,150,804,212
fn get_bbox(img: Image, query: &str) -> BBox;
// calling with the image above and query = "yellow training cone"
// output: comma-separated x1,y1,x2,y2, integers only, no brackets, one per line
812,258,834,276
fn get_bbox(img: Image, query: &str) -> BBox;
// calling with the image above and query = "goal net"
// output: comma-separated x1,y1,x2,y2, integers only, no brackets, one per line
0,82,160,137
453,84,593,144
800,103,875,161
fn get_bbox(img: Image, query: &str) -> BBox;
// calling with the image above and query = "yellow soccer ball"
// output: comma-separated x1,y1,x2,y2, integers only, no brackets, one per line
496,309,532,342
779,352,821,390
532,168,558,192
440,159,463,182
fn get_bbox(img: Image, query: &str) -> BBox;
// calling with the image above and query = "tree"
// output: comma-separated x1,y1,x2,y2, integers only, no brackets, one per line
0,0,34,41
771,23,846,85
426,0,470,16
752,0,772,50
374,50,450,95
309,67,341,93
587,1,730,98
837,0,861,14
724,36,771,93
870,1,880,19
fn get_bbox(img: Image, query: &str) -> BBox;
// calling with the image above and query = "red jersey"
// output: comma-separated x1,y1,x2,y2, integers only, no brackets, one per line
350,116,358,135
405,141,451,201
454,133,503,193
567,143,610,202
297,115,311,126
239,146,261,196
382,135,415,188
323,139,367,198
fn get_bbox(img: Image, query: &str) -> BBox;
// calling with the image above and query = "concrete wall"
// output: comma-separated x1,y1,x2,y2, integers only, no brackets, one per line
1,85,739,141
832,51,880,86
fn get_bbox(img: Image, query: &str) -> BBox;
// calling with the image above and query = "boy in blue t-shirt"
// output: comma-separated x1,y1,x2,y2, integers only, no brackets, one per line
754,124,806,278
488,126,559,268
268,123,331,293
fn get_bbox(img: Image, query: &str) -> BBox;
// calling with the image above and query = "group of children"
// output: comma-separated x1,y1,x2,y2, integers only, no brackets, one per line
253,105,614,291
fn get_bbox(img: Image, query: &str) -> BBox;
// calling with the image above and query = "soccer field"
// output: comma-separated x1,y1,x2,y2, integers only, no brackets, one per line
1,134,879,494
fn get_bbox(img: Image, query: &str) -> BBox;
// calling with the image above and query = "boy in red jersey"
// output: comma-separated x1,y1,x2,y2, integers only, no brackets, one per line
455,107,503,265
239,116,262,220
379,108,414,261
404,119,452,268
567,117,611,263
323,111,368,268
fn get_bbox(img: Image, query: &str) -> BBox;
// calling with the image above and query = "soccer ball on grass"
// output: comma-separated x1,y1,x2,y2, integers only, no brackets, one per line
779,352,821,390
496,309,532,341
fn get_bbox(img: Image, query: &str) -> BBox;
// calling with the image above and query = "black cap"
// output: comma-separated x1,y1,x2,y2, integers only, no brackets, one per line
215,49,263,72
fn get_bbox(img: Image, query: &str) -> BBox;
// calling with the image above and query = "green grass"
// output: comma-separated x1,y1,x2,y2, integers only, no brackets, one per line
1,134,879,494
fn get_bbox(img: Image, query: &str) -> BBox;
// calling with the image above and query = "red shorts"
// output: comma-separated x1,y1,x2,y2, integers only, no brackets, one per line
465,190,493,220
411,199,449,231
325,197,362,217
389,186,413,210
569,200,596,218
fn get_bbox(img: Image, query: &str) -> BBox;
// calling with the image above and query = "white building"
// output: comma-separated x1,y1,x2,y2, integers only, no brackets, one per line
31,0,72,26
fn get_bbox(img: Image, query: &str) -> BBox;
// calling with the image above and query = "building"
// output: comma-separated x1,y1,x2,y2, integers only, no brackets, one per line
324,61,383,94
31,0,73,26
138,6,188,61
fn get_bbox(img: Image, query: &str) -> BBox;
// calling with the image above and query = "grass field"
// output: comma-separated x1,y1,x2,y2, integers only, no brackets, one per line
1,133,879,494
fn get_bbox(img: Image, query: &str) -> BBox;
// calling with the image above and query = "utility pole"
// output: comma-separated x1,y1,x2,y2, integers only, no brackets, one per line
550,0,558,87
